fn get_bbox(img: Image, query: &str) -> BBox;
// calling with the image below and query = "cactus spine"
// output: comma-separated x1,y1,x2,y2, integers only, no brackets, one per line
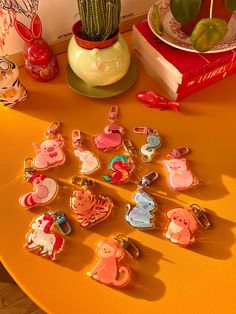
77,0,121,41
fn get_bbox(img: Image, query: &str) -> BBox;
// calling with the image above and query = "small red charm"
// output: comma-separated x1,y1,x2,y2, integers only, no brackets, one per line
136,91,180,112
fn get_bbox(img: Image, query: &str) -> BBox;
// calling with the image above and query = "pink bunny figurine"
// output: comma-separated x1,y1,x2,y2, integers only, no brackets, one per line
14,14,58,82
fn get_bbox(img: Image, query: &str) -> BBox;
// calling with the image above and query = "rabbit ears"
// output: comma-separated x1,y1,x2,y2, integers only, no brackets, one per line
15,14,42,42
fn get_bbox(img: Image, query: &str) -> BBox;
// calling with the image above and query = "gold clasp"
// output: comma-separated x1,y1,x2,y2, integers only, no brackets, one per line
111,234,140,259
123,139,136,156
23,158,34,180
71,176,94,188
190,204,211,230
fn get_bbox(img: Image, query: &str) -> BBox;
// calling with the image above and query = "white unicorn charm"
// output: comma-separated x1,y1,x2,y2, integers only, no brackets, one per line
0,56,27,108
25,213,64,260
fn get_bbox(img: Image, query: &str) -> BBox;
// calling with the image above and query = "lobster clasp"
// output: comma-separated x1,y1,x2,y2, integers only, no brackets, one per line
72,130,82,147
71,176,94,188
123,139,136,156
108,105,119,122
111,234,140,259
49,211,72,236
23,158,34,180
190,204,211,230
138,171,159,189
47,121,61,135
167,146,190,159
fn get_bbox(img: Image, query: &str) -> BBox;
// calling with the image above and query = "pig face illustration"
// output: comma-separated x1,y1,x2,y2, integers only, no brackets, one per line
33,138,65,170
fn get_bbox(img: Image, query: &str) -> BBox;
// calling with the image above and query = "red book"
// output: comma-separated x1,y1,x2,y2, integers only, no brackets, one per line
133,21,236,99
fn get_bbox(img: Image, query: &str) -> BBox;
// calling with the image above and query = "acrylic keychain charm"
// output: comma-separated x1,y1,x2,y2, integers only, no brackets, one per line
125,171,158,229
33,121,65,171
93,106,124,152
70,177,113,228
72,130,100,175
103,139,136,184
19,158,59,209
165,204,210,247
87,234,139,288
24,210,72,260
133,127,161,162
162,146,199,191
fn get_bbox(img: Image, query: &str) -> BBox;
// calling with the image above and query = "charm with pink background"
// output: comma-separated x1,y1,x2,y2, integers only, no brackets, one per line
33,121,65,171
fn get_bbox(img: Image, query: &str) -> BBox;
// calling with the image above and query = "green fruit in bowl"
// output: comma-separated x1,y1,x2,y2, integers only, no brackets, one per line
191,18,227,52
170,0,235,52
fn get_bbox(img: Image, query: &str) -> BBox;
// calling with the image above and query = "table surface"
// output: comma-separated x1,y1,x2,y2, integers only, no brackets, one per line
0,31,236,314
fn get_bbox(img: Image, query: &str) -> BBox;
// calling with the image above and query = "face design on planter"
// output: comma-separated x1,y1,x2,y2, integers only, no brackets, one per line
89,42,124,73
68,35,130,86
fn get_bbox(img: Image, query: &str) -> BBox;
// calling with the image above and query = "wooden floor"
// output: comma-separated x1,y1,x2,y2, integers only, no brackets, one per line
0,263,44,314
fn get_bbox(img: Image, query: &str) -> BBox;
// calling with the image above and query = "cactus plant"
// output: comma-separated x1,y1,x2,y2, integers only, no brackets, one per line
77,0,121,41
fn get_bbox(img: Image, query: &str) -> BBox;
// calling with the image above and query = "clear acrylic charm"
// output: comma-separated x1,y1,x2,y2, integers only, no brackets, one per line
133,127,161,162
164,204,210,247
70,177,113,228
93,106,124,152
125,172,158,229
103,139,136,184
24,211,71,260
33,121,65,171
162,146,199,191
72,129,100,175
87,234,139,288
19,158,59,209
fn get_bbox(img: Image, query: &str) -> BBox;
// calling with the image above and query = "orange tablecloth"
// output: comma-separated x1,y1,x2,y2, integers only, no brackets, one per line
0,32,236,314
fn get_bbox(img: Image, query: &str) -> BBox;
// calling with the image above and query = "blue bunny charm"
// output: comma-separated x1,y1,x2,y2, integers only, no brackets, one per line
125,172,158,230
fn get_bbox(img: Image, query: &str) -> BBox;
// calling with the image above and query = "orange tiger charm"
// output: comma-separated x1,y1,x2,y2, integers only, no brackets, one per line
70,188,113,228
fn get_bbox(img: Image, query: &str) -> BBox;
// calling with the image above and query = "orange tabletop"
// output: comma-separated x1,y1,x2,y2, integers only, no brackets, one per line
0,31,236,314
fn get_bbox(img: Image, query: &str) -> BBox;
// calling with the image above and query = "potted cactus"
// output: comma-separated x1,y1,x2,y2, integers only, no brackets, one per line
68,0,131,86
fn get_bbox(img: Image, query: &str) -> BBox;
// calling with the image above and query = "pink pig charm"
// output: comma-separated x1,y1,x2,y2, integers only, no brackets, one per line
165,207,198,247
33,137,65,170
163,158,199,191
19,173,59,209
93,124,124,152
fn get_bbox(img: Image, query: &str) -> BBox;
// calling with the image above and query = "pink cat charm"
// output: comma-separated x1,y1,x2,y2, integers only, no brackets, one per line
93,124,124,151
165,207,198,247
33,121,65,171
19,173,59,209
163,158,199,191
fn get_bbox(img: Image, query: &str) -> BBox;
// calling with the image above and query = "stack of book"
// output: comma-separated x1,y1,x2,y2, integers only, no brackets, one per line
132,21,236,100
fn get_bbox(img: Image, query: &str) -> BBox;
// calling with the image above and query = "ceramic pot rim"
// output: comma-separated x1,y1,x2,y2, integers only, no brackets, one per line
72,20,119,49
